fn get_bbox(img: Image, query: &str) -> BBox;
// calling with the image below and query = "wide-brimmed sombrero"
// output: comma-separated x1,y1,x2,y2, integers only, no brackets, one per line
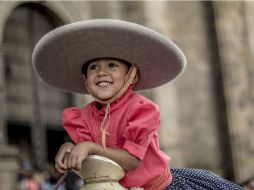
32,19,186,94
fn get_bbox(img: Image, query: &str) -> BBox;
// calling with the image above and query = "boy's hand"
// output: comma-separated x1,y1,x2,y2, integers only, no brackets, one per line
55,142,75,173
66,141,91,171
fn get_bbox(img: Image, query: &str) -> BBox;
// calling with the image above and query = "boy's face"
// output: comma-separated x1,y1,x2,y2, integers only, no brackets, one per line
85,58,129,101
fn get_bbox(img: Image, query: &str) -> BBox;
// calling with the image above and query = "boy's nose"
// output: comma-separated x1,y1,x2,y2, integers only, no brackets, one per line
97,68,108,76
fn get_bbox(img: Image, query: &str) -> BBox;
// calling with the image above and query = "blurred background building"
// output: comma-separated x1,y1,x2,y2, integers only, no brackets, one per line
0,1,253,189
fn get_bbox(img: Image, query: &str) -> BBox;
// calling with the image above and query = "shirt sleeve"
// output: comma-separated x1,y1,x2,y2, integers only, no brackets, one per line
62,107,92,144
123,99,160,160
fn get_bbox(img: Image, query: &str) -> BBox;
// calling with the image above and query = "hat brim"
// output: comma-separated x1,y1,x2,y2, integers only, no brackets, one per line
32,19,186,94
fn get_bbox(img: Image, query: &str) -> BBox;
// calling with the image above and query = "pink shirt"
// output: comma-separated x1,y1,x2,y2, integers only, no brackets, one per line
62,88,172,189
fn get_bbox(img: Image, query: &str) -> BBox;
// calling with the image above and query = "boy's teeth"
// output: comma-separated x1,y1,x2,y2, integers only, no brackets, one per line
98,82,111,86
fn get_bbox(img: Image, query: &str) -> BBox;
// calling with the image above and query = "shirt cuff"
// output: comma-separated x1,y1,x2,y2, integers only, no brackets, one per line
123,140,147,160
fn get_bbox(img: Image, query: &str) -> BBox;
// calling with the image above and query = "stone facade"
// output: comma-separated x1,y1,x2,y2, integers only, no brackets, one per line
212,1,254,183
0,1,253,189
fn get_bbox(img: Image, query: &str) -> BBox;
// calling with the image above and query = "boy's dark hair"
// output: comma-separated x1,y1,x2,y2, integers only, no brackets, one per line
81,58,132,77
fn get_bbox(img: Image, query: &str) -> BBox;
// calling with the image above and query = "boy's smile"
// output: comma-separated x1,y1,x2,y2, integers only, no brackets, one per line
85,58,129,101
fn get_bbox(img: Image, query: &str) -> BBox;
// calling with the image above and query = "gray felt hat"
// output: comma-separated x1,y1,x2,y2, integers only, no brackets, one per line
32,19,186,94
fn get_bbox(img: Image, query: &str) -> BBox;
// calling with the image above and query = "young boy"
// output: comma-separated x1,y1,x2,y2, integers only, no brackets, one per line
33,19,242,190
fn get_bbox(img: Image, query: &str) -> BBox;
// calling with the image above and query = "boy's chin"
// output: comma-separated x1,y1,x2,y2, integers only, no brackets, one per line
94,95,112,102
92,91,120,102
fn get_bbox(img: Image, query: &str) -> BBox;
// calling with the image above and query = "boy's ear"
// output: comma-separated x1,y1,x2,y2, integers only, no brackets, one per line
82,75,92,95
82,74,87,81
82,74,89,88
129,69,139,85
132,70,140,84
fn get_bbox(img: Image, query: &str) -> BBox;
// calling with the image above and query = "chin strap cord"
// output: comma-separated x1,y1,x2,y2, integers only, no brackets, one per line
100,103,110,150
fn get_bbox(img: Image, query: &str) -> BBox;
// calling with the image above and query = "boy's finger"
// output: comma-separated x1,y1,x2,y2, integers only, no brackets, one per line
76,157,83,171
55,144,66,158
63,156,68,168
65,148,72,154
71,156,77,169
55,163,66,174
66,143,74,151
67,154,74,169
56,155,66,169
55,143,73,161
55,150,65,163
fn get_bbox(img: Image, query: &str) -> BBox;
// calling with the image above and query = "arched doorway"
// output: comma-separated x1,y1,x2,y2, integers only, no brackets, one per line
3,3,72,169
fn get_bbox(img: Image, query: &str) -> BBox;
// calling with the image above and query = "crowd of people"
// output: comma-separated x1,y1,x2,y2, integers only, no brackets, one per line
16,161,83,190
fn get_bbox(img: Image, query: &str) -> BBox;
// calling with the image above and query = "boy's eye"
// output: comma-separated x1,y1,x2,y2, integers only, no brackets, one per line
89,65,97,70
108,62,118,68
